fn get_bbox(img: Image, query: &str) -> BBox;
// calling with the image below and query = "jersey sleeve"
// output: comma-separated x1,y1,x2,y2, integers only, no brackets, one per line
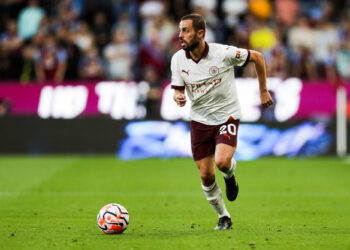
224,46,250,67
170,54,185,90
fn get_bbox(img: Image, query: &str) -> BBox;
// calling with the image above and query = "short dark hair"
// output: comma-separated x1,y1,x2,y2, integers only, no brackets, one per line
181,13,206,33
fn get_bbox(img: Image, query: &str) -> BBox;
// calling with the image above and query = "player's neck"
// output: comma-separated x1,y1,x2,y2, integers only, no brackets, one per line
189,40,206,61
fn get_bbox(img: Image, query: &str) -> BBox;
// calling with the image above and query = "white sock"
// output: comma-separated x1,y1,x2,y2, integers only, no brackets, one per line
202,181,230,218
223,157,236,179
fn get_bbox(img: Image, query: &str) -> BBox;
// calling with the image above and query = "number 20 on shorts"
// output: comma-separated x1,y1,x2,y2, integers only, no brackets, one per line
219,124,236,135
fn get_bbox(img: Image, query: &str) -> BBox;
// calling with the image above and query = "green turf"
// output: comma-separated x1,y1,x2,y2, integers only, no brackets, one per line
0,156,349,250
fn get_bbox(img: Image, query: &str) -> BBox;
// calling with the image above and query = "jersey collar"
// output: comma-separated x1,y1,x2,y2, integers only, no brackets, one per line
185,42,209,64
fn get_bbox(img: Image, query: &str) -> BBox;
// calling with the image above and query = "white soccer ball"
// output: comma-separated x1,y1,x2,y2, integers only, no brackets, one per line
97,203,129,234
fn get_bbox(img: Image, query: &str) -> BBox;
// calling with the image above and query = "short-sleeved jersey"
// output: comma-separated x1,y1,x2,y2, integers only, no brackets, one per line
171,42,250,125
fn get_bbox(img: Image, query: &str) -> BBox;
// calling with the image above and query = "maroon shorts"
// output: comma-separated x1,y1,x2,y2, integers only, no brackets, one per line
190,117,240,161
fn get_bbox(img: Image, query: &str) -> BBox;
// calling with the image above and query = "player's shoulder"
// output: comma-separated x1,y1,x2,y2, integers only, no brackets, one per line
170,49,186,70
208,42,233,51
171,49,186,62
208,43,237,58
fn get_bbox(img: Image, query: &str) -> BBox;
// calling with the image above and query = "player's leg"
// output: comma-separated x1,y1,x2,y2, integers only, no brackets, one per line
195,155,231,230
215,118,240,202
215,143,236,173
191,120,232,229
215,144,239,201
215,144,239,200
196,154,215,186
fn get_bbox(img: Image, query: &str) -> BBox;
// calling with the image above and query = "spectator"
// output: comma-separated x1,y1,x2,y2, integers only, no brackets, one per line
49,8,81,80
91,12,111,53
287,16,318,79
103,28,135,80
112,12,137,44
112,0,138,28
139,24,167,79
275,0,299,27
189,0,217,42
248,0,272,20
169,0,190,22
0,19,23,80
190,0,217,27
20,43,37,83
73,21,95,53
34,34,67,82
312,3,338,82
336,48,350,80
299,0,326,18
0,46,10,80
18,0,45,40
222,0,248,28
153,14,177,51
226,13,254,49
79,46,105,80
336,15,350,80
31,29,45,50
249,19,277,53
59,31,81,80
56,0,83,20
0,0,349,85
143,66,162,119
53,6,79,34
266,42,289,79
139,0,165,43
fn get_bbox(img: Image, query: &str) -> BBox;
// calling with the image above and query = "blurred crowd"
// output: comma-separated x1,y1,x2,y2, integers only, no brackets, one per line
0,0,350,88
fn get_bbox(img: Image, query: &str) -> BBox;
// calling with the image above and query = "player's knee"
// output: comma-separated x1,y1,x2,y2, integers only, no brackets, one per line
215,157,230,171
200,172,215,186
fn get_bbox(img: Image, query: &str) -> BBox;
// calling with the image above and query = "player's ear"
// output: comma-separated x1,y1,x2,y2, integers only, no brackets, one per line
198,29,205,39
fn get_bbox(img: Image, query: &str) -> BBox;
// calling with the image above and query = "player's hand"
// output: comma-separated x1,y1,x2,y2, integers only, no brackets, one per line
174,92,187,107
260,90,274,109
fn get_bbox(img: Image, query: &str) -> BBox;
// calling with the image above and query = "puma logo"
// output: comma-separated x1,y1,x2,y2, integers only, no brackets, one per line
182,69,189,75
223,133,231,140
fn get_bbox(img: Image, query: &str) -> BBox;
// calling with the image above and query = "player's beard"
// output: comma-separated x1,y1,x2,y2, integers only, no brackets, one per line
182,35,200,51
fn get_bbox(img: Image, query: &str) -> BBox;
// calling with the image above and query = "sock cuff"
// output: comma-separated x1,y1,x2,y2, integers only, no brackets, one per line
219,213,231,219
201,181,217,192
224,164,234,174
231,158,237,170
223,158,236,179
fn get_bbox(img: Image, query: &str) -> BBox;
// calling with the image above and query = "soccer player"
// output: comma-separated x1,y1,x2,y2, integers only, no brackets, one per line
171,13,274,230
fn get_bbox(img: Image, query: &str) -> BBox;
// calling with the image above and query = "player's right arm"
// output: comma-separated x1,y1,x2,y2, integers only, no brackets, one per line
173,88,186,107
170,52,187,107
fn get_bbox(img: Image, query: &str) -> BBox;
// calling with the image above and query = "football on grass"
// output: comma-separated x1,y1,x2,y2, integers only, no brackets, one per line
97,203,129,234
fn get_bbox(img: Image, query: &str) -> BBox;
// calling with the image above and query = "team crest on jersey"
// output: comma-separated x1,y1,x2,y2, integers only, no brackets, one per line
209,66,219,76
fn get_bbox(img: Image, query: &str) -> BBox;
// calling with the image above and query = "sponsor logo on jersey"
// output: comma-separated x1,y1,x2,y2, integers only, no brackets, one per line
209,66,219,76
235,50,241,59
185,78,222,94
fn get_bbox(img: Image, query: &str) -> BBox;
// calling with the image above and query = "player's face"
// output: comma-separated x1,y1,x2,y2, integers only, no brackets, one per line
179,20,200,51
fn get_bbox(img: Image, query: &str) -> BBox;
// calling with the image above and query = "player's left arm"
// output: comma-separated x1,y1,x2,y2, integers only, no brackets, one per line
248,50,274,109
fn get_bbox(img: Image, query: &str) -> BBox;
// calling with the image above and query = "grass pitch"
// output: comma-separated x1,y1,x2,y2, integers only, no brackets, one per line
0,156,349,250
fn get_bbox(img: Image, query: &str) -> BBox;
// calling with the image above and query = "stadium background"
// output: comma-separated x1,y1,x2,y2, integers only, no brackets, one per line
0,0,349,158
0,1,350,249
